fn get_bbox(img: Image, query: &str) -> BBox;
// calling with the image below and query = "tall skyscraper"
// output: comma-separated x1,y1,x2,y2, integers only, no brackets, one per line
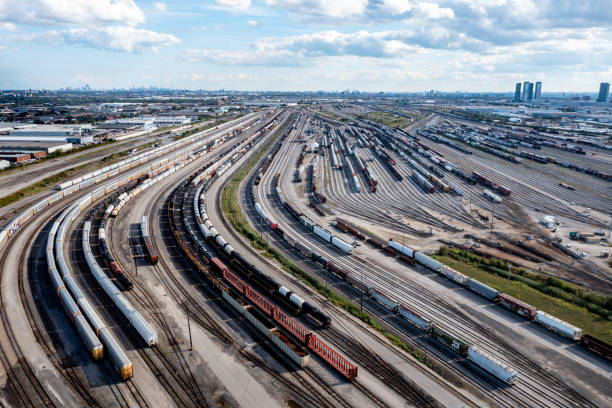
522,81,530,101
598,82,610,102
534,82,542,100
514,83,521,102
525,82,534,101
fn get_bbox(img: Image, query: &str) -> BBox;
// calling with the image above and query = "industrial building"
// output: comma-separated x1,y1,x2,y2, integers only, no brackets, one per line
0,152,31,163
0,124,94,145
0,141,73,154
102,116,191,130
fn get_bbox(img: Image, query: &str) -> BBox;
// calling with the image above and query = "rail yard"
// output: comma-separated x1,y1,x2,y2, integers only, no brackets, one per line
0,102,610,408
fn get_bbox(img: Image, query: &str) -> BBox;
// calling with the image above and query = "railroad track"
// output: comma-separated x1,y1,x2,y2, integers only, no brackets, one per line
175,170,358,408
214,119,447,407
23,214,103,407
240,143,448,407
126,122,355,407
162,180,343,408
247,110,603,408
98,207,209,408
0,208,59,407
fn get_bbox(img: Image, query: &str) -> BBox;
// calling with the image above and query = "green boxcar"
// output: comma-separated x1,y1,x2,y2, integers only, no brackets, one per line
430,325,470,356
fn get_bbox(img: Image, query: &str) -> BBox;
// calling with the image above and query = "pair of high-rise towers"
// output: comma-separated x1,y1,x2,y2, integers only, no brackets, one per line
514,81,541,102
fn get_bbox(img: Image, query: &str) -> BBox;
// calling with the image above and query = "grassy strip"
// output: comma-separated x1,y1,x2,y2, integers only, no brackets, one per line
0,164,87,207
221,115,433,368
356,111,412,128
433,250,612,343
437,247,612,319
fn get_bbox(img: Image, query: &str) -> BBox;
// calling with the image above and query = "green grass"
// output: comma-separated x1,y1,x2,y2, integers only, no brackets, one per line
221,113,434,368
0,163,87,207
356,111,412,128
433,253,612,343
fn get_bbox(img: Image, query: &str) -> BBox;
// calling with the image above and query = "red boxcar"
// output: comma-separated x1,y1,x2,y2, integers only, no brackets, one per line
496,185,512,196
326,262,348,280
580,334,612,360
497,293,536,319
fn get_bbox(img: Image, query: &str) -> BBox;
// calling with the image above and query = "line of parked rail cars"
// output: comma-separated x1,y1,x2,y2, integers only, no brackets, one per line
27,113,278,382
184,152,357,379
385,240,610,359
98,216,133,290
49,198,135,380
0,112,266,253
420,124,611,182
270,183,354,256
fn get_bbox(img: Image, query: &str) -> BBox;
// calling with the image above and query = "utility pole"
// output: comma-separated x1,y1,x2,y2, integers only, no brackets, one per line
490,198,495,240
360,268,363,312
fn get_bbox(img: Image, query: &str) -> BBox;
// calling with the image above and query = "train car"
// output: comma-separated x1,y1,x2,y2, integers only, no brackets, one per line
368,287,399,311
496,185,511,196
141,216,159,265
440,266,468,285
430,325,469,356
396,304,432,331
388,240,415,257
466,278,500,301
534,311,582,340
497,293,536,319
467,346,518,385
326,262,349,280
415,252,442,272
580,334,612,360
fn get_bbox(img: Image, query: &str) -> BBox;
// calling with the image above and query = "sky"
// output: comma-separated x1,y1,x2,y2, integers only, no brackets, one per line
0,0,611,92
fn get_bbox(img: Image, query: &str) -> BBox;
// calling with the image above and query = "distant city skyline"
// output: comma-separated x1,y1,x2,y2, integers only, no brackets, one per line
1,1,611,92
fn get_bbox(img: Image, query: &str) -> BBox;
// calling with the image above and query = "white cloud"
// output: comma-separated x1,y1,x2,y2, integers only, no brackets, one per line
8,26,180,53
0,0,145,27
265,0,368,19
247,20,260,27
0,22,17,31
189,24,224,32
213,0,251,12
188,73,204,81
184,48,303,66
152,2,167,13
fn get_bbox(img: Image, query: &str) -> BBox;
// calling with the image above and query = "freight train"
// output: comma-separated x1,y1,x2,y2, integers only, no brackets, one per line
386,240,608,357
98,217,133,290
472,171,511,196
193,160,332,329
303,241,518,385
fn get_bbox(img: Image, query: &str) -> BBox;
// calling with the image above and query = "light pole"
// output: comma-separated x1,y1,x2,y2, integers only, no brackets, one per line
490,198,495,240
360,268,363,312
187,309,193,351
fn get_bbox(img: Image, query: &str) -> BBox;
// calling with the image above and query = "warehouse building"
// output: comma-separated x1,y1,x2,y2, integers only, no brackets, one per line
0,153,31,163
9,124,80,138
0,141,73,154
